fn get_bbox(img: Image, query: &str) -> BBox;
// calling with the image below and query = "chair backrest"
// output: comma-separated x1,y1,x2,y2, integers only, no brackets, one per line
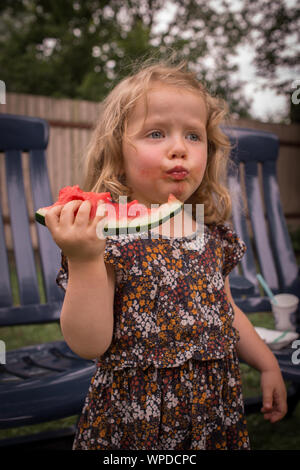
223,126,299,298
0,113,64,326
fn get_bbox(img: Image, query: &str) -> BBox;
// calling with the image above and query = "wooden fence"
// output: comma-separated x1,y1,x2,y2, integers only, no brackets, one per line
1,92,300,250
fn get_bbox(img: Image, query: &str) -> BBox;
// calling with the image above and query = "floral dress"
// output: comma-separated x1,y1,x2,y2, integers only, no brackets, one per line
56,223,250,450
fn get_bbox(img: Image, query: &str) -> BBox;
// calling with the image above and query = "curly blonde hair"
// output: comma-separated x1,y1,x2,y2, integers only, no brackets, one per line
81,59,233,225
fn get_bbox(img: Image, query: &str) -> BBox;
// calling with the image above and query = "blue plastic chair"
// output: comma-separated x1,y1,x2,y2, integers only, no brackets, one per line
223,126,300,314
0,114,95,445
223,126,300,413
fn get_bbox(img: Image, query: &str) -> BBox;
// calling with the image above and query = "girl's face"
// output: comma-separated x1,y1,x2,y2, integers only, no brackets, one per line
122,84,208,207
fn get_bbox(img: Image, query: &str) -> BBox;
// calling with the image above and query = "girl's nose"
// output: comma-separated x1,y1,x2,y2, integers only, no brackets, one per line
167,137,187,159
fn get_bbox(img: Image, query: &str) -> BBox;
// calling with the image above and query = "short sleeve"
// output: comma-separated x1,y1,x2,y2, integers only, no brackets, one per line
56,251,69,292
55,238,129,292
103,236,127,273
217,224,247,277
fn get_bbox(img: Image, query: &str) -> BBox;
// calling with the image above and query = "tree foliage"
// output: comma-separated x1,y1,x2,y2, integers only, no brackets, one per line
241,0,300,121
0,0,298,120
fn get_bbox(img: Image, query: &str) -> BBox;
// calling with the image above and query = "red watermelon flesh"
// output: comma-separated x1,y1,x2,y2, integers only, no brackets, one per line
47,185,112,219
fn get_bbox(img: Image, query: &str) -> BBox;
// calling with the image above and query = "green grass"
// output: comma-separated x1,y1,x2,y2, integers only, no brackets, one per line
246,401,300,450
1,260,300,449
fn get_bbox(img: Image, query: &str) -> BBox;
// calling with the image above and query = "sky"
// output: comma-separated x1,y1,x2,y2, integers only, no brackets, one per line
155,0,297,122
231,44,289,122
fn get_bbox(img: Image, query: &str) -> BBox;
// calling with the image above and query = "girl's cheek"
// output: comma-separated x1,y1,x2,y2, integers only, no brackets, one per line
138,167,161,178
195,160,207,175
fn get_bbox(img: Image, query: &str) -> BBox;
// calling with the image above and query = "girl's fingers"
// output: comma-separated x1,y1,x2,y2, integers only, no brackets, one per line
261,390,287,422
46,200,108,232
74,200,92,226
95,200,107,218
264,409,284,423
261,387,273,413
92,201,108,224
44,204,64,228
94,201,109,239
59,200,85,226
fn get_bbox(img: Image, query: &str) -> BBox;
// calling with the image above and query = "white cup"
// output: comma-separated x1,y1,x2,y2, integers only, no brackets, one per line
271,294,299,331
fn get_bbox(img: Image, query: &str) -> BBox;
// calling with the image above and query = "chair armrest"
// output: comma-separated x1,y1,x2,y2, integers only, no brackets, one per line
229,274,255,297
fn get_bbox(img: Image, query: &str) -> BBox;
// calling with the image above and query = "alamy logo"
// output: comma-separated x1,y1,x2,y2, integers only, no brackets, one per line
0,80,6,104
95,199,204,240
0,340,6,364
291,79,300,105
291,339,300,365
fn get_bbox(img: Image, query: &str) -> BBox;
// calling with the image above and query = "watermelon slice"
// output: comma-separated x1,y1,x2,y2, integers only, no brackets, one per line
35,185,183,236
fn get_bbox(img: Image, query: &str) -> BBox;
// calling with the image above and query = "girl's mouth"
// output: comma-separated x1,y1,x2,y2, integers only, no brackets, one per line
166,166,189,181
167,171,188,180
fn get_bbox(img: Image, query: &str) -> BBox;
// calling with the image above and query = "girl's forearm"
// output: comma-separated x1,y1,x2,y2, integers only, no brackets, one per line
232,305,280,372
60,256,114,360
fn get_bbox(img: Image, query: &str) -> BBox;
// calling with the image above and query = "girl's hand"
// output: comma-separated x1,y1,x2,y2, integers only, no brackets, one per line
45,199,107,263
260,368,288,423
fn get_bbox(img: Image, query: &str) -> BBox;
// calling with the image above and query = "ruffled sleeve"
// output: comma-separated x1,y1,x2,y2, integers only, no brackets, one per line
217,224,247,277
55,237,128,292
56,251,69,292
103,236,128,275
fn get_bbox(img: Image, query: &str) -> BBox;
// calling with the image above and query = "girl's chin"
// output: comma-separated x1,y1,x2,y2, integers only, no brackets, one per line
167,188,189,203
130,187,190,205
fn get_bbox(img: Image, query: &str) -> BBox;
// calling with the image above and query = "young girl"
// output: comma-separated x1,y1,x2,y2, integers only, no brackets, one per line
46,61,287,450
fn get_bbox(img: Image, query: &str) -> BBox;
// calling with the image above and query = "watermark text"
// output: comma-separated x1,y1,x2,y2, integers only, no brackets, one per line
0,80,6,104
0,340,6,364
95,199,204,240
102,453,197,466
291,79,300,105
291,339,300,365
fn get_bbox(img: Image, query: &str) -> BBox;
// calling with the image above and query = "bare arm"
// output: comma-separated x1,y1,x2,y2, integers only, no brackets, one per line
46,199,115,359
60,257,115,359
224,276,287,422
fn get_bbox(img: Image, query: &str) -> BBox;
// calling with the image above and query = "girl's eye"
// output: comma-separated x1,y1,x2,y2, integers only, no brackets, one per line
187,133,200,142
148,131,163,139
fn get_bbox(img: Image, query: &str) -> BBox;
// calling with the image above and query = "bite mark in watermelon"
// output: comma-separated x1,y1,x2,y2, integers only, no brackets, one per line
35,185,183,237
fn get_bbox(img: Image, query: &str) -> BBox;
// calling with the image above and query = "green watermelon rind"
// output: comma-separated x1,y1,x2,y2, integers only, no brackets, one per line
35,200,183,236
100,200,183,236
35,209,47,226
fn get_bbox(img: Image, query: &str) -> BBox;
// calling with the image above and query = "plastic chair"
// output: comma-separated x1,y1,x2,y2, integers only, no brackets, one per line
223,126,300,313
223,126,300,414
0,114,95,446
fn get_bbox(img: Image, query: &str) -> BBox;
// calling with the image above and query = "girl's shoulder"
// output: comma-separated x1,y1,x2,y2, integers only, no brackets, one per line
206,223,247,277
207,222,241,241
